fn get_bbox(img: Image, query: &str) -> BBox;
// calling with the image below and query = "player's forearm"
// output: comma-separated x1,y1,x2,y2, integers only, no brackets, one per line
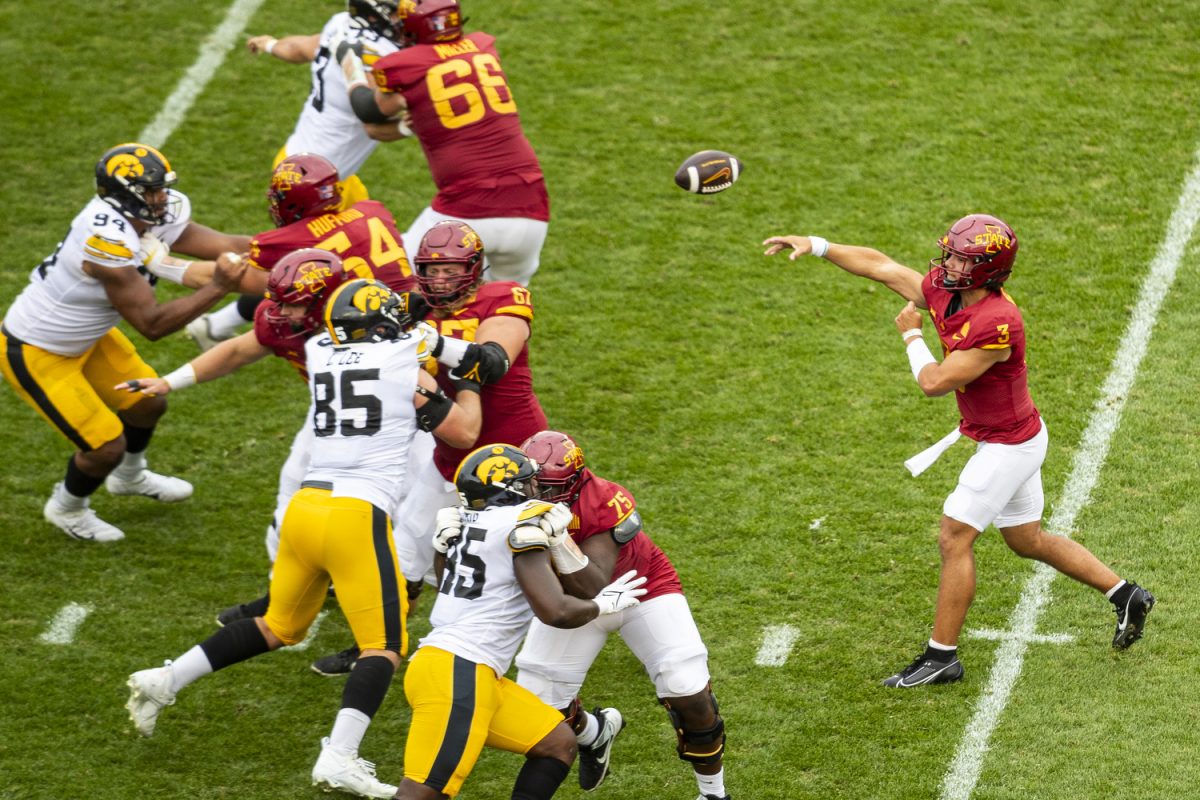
127,285,230,341
190,334,270,382
267,34,320,63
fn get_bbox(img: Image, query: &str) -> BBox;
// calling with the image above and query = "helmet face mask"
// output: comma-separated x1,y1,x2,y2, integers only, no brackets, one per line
265,249,351,335
324,279,411,345
401,0,465,44
520,430,587,505
348,0,402,42
414,220,484,310
268,154,342,228
94,143,179,225
454,444,540,510
930,214,1018,292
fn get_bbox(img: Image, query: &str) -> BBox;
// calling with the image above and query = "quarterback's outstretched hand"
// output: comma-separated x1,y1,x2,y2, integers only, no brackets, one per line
433,506,463,554
114,377,171,397
762,234,814,260
593,570,648,615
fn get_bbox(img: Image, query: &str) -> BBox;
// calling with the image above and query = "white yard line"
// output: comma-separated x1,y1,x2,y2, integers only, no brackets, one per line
40,603,94,644
755,624,800,666
966,628,1074,645
940,151,1200,800
138,0,266,148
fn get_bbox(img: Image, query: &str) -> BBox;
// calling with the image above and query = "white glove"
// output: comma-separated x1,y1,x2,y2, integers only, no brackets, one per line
538,503,573,541
592,570,648,616
414,321,442,355
140,233,167,269
432,506,462,554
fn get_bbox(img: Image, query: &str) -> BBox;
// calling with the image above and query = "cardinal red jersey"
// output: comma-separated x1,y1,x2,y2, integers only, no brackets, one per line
247,200,416,291
569,470,682,602
428,282,547,480
371,33,549,222
252,304,311,381
922,271,1041,444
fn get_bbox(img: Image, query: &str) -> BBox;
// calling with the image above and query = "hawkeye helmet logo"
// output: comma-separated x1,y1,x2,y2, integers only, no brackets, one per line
106,153,145,181
476,448,522,486
974,225,1013,255
351,283,391,312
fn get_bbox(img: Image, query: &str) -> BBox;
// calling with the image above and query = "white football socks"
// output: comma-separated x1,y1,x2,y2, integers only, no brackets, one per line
208,302,252,339
170,645,214,692
329,708,372,756
112,451,147,482
695,768,726,798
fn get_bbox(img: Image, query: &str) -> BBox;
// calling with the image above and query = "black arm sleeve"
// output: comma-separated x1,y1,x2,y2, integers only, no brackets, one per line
349,85,393,124
415,386,454,432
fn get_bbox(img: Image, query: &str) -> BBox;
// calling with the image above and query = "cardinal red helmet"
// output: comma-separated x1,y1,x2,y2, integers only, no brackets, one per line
521,430,589,505
414,220,485,309
264,248,351,334
267,153,342,227
930,214,1018,291
402,0,465,44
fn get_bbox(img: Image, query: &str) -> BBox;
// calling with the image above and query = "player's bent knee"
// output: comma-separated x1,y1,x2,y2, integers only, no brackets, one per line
660,688,726,766
527,721,577,765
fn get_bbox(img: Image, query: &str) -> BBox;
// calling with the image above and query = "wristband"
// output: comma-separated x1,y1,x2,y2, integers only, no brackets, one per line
163,363,197,391
396,118,413,137
146,257,190,285
809,236,830,258
900,328,922,342
264,37,278,55
906,337,937,383
434,335,471,368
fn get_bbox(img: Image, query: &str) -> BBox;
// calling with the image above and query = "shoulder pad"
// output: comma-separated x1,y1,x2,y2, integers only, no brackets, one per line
509,523,549,553
611,511,643,544
516,500,554,523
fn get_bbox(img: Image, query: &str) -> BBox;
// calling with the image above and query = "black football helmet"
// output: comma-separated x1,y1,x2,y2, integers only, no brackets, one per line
324,278,413,345
348,0,402,41
454,444,539,510
95,143,178,224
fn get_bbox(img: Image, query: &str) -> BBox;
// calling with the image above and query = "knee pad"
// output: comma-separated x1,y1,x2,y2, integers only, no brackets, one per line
660,688,725,766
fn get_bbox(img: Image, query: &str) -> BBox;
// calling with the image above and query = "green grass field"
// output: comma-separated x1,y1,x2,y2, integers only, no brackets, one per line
2,1,1199,798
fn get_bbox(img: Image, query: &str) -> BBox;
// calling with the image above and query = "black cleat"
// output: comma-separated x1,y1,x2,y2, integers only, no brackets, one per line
311,645,360,677
216,593,270,627
1112,583,1155,649
578,707,625,791
882,654,964,688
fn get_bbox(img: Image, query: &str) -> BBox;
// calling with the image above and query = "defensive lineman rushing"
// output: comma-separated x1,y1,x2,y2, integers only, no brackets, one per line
193,0,409,349
763,216,1155,687
125,279,481,799
515,431,731,800
0,143,248,542
392,443,647,799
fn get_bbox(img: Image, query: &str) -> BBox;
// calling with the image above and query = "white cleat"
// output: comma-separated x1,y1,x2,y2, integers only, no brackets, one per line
105,470,193,503
311,737,398,799
126,662,177,737
185,314,232,352
43,487,125,542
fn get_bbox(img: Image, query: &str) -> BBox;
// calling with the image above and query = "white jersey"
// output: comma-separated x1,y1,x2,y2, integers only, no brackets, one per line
421,500,556,676
2,193,192,356
285,13,402,179
302,330,423,512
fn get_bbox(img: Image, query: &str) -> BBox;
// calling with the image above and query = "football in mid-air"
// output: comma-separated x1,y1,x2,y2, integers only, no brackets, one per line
674,150,743,194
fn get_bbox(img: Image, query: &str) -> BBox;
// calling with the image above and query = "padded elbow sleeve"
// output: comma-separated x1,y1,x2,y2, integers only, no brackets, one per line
350,85,392,124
